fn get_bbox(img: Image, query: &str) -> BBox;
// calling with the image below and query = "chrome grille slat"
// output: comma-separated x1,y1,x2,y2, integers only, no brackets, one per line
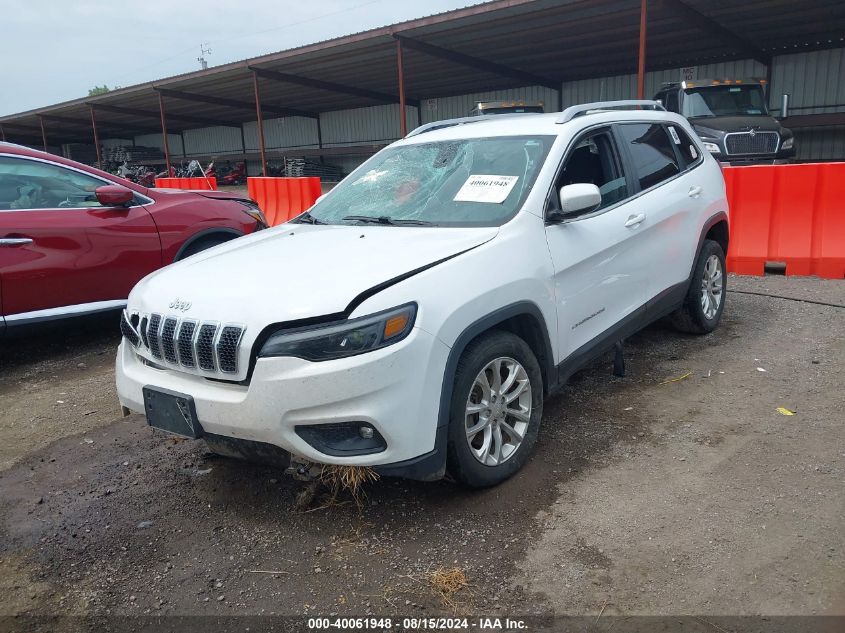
196,323,218,371
161,317,178,364
217,326,244,374
147,314,163,359
120,311,140,347
177,320,197,368
139,316,149,349
725,131,778,155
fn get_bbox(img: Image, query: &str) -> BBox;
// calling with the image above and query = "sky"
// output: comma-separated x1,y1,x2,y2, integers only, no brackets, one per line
0,0,486,116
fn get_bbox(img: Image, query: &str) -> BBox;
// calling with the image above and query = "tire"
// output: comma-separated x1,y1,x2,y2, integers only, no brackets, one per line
671,239,726,334
446,330,543,488
177,235,232,261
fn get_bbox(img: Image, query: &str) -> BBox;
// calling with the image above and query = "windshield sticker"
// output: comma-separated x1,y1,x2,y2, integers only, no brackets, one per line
689,145,698,159
668,126,682,145
453,174,519,204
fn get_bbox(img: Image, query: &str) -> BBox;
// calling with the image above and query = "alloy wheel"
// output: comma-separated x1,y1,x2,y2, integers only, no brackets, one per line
700,253,724,320
464,357,532,466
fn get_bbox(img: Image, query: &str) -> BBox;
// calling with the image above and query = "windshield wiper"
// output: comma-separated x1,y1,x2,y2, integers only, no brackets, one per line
293,211,327,225
341,215,433,226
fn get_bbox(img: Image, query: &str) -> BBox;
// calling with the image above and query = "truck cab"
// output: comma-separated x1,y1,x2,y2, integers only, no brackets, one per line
654,79,795,164
470,100,545,116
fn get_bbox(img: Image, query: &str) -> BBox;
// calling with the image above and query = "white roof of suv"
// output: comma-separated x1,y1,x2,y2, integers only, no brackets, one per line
402,100,677,144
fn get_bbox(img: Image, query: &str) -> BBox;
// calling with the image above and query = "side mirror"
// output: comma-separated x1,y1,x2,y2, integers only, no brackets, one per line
95,185,134,207
550,183,601,222
779,94,790,120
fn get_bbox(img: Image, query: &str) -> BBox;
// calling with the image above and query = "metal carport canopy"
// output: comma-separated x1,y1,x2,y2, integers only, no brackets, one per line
1,0,844,147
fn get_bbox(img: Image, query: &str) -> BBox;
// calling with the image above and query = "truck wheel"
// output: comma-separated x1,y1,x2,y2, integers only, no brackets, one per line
671,239,726,334
446,331,543,488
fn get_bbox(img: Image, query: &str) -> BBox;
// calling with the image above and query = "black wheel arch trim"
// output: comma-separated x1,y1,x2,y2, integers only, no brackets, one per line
174,228,244,262
375,301,555,481
692,211,729,280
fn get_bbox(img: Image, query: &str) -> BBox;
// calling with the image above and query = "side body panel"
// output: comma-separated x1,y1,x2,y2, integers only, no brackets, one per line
141,191,255,263
0,205,161,316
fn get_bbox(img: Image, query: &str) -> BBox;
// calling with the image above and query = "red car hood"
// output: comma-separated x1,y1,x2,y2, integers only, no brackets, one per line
148,189,250,201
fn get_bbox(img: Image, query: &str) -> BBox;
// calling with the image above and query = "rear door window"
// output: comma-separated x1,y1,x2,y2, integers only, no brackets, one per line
617,123,681,191
666,124,701,168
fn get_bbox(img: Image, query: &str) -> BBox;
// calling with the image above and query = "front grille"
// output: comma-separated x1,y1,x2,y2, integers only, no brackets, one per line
129,312,245,377
725,131,778,155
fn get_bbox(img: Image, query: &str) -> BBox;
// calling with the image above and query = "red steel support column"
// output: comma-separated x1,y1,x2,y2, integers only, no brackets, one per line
396,38,407,137
89,106,102,168
157,91,172,174
252,71,268,176
637,0,648,99
39,116,48,152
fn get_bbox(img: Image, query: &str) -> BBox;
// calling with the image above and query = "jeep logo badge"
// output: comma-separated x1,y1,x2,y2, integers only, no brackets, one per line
169,298,192,312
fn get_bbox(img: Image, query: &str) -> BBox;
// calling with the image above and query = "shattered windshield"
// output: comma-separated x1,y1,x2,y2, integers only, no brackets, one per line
305,135,555,227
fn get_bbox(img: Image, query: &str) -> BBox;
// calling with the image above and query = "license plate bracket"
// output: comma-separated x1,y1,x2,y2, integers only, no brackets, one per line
142,386,203,439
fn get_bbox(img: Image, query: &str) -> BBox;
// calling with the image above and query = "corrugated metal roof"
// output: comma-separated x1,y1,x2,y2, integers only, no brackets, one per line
2,0,844,145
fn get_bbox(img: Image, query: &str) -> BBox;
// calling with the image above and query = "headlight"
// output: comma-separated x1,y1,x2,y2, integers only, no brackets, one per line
702,142,721,154
781,137,794,150
240,200,268,227
259,303,417,361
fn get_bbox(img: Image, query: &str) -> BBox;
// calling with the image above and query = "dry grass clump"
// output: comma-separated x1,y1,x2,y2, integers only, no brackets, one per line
428,567,468,602
319,464,380,504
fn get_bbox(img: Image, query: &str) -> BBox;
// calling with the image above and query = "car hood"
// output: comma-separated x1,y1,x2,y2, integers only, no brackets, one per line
148,188,247,200
130,223,498,326
690,115,782,137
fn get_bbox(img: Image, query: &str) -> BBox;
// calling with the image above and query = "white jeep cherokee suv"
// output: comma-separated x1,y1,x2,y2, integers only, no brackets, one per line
116,101,729,488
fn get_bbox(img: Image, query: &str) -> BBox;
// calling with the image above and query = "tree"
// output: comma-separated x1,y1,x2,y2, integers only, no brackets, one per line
88,85,111,97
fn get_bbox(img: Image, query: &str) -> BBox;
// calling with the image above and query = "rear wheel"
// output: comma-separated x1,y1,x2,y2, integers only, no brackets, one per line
446,331,543,487
671,239,726,334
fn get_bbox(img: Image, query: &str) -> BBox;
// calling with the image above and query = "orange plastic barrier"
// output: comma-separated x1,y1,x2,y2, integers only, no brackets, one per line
724,163,845,279
154,176,217,190
247,177,321,226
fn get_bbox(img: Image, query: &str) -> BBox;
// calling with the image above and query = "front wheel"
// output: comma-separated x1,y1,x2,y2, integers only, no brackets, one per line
446,331,543,488
176,235,232,261
671,239,726,334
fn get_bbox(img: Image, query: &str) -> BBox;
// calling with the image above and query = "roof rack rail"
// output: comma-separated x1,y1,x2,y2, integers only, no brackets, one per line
556,100,664,124
405,112,538,138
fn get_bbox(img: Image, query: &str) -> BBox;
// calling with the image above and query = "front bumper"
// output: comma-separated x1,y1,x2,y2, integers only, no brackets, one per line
709,147,796,165
116,326,450,469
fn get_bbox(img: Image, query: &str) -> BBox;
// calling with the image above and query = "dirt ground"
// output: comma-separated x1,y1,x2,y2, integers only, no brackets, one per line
0,276,843,625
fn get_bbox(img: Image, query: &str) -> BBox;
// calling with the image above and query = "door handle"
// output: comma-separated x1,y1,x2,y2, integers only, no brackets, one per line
624,213,646,228
688,185,703,198
0,238,33,247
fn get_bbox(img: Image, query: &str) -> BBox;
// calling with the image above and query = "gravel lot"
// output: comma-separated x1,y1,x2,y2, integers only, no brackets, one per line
0,276,842,624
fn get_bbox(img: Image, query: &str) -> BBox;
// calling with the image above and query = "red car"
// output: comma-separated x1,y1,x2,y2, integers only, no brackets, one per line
0,142,266,335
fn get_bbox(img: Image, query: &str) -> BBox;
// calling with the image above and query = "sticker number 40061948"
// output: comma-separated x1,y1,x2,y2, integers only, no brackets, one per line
453,174,519,204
